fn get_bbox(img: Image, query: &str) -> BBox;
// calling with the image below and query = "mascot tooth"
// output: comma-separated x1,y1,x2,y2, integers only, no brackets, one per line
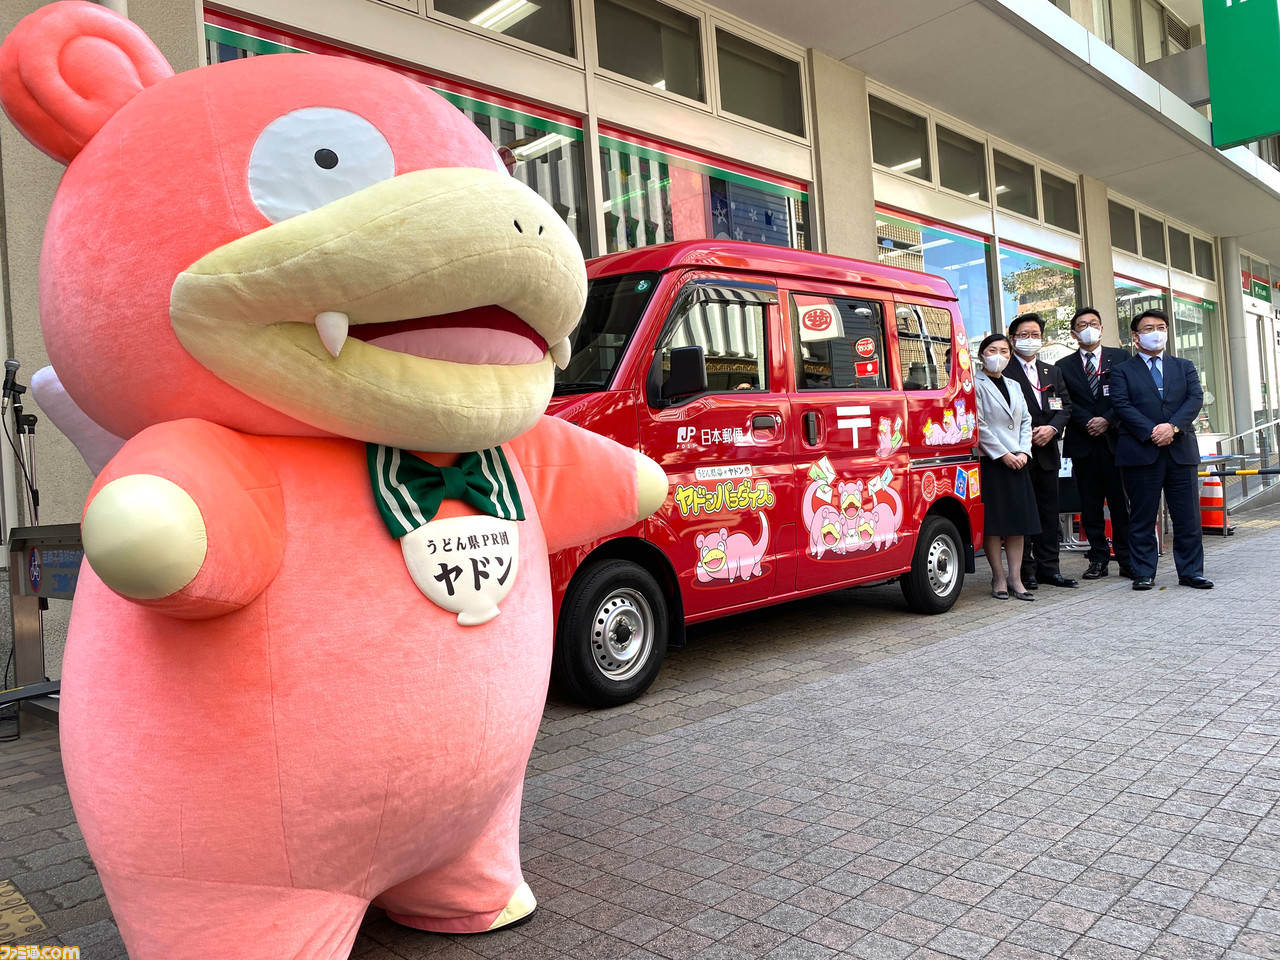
0,3,666,958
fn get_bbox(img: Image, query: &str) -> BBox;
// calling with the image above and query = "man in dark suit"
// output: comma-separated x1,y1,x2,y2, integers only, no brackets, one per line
1110,308,1212,591
1005,313,1076,588
1055,307,1134,580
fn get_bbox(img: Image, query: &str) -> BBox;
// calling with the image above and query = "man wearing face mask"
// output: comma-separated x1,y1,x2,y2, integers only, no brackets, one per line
1055,307,1134,580
1110,309,1211,590
1005,313,1076,589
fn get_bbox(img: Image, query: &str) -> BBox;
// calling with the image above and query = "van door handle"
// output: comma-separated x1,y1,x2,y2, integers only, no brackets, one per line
752,414,776,431
803,411,818,446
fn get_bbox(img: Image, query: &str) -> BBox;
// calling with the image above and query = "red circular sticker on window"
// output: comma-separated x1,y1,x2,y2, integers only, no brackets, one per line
856,337,876,357
922,473,937,502
802,307,833,332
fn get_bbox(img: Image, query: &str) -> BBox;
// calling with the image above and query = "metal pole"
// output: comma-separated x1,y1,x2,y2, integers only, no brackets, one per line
1221,237,1255,447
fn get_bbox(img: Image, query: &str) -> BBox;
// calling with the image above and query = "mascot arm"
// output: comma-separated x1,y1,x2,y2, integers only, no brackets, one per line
509,416,667,554
81,419,285,619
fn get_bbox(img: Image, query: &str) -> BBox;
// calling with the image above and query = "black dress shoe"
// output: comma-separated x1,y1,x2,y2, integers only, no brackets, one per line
1082,563,1108,579
1178,576,1214,589
1133,577,1155,590
1117,566,1136,580
1043,574,1079,588
1024,578,1038,590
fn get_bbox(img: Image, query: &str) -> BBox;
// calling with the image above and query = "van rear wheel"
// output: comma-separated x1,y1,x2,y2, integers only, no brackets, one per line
553,559,668,708
901,516,964,614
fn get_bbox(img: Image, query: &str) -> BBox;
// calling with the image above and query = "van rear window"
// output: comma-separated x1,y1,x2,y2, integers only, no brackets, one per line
897,304,953,391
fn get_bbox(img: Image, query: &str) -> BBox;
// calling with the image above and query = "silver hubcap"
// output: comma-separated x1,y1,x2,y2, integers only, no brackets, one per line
927,535,958,596
591,587,654,683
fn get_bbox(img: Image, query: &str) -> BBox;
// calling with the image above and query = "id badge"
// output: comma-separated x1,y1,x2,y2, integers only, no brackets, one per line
1102,385,1110,396
1048,397,1064,411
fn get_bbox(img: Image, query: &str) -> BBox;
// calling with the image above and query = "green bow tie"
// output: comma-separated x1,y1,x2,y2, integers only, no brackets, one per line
367,444,524,539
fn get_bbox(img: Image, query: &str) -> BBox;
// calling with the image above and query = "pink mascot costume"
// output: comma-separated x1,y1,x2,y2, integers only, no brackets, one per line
0,4,667,957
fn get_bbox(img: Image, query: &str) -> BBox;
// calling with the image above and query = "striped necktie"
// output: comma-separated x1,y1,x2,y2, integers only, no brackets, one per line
1084,352,1099,397
1149,357,1163,396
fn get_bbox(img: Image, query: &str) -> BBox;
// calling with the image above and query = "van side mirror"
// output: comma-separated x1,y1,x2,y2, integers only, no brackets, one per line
662,345,708,400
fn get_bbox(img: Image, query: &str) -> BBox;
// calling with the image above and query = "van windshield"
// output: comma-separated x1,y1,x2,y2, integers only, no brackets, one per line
553,272,659,395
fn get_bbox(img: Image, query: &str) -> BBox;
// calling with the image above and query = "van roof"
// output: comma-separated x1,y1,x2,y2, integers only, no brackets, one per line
586,240,957,301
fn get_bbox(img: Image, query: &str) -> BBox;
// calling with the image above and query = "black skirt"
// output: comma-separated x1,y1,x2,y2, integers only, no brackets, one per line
980,455,1041,537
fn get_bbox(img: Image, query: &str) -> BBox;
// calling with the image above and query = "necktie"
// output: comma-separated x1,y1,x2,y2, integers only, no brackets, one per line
1150,357,1163,396
1025,361,1039,390
1084,352,1099,397
367,444,525,539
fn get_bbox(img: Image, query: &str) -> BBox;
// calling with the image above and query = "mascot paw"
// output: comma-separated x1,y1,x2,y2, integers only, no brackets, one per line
636,453,668,521
82,474,207,599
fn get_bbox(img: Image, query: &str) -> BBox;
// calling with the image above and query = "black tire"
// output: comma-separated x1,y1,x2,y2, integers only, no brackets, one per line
553,559,669,708
900,515,964,614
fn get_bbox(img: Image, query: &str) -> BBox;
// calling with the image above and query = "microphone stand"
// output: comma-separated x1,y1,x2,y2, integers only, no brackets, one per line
8,379,38,525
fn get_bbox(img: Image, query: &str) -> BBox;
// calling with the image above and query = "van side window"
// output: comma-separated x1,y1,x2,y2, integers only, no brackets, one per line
791,295,888,391
897,304,953,390
657,289,769,394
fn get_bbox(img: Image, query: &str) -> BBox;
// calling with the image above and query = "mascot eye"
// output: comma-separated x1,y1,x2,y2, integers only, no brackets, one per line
248,108,395,223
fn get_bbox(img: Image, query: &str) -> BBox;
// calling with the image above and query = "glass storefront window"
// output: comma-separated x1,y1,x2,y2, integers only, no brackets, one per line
1194,237,1216,280
1115,276,1168,337
1139,213,1166,264
596,0,704,102
203,16,591,255
715,29,804,137
875,210,994,341
600,132,809,253
999,244,1082,351
435,0,575,57
869,97,931,182
1041,171,1079,233
1168,228,1193,273
1109,201,1138,253
993,151,1037,218
937,126,987,201
1246,257,1273,302
1172,294,1225,432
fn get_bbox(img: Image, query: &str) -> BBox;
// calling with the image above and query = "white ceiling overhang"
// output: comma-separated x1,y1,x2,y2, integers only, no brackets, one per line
711,0,1280,262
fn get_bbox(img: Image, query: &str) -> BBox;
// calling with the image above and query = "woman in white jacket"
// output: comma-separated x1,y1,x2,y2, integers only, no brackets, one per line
974,333,1040,600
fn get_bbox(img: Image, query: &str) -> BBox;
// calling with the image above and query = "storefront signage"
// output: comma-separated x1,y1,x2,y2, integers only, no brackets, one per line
1242,270,1272,303
1204,0,1280,148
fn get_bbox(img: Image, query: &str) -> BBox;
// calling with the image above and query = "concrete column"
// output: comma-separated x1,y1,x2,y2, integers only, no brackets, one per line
806,51,878,261
1078,176,1122,346
1221,236,1253,442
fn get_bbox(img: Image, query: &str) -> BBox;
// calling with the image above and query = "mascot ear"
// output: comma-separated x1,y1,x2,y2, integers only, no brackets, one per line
0,1,173,165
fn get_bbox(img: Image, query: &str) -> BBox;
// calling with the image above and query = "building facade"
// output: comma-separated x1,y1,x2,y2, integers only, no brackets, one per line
3,0,1280,660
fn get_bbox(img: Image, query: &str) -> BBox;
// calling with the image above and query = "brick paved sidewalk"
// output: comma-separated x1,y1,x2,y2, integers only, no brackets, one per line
3,511,1278,959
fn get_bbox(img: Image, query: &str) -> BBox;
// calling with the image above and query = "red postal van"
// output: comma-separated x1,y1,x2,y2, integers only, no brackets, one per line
547,241,984,707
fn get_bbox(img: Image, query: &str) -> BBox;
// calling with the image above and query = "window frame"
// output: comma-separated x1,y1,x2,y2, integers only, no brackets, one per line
425,0,585,66
711,25,807,139
868,94,934,185
788,293,891,392
592,0,713,110
650,279,777,406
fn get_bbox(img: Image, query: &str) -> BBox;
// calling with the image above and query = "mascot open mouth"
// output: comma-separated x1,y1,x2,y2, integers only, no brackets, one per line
332,306,549,366
701,550,726,571
822,523,839,546
169,167,586,451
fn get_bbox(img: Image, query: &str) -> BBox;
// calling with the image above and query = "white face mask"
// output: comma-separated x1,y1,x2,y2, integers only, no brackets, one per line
1075,326,1101,346
1137,330,1168,352
1013,338,1042,356
983,354,1009,374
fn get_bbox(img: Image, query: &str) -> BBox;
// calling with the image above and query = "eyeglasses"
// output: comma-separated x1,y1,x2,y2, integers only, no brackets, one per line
1074,319,1102,329
1012,331,1041,340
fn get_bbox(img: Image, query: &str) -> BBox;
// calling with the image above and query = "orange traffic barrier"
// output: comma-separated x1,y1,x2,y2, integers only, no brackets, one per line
1199,474,1234,536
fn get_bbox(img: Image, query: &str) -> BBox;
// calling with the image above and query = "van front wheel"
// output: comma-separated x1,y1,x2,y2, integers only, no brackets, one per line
901,516,964,614
553,559,669,708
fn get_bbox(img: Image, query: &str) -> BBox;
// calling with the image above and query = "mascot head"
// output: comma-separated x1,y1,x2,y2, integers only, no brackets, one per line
0,1,585,452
